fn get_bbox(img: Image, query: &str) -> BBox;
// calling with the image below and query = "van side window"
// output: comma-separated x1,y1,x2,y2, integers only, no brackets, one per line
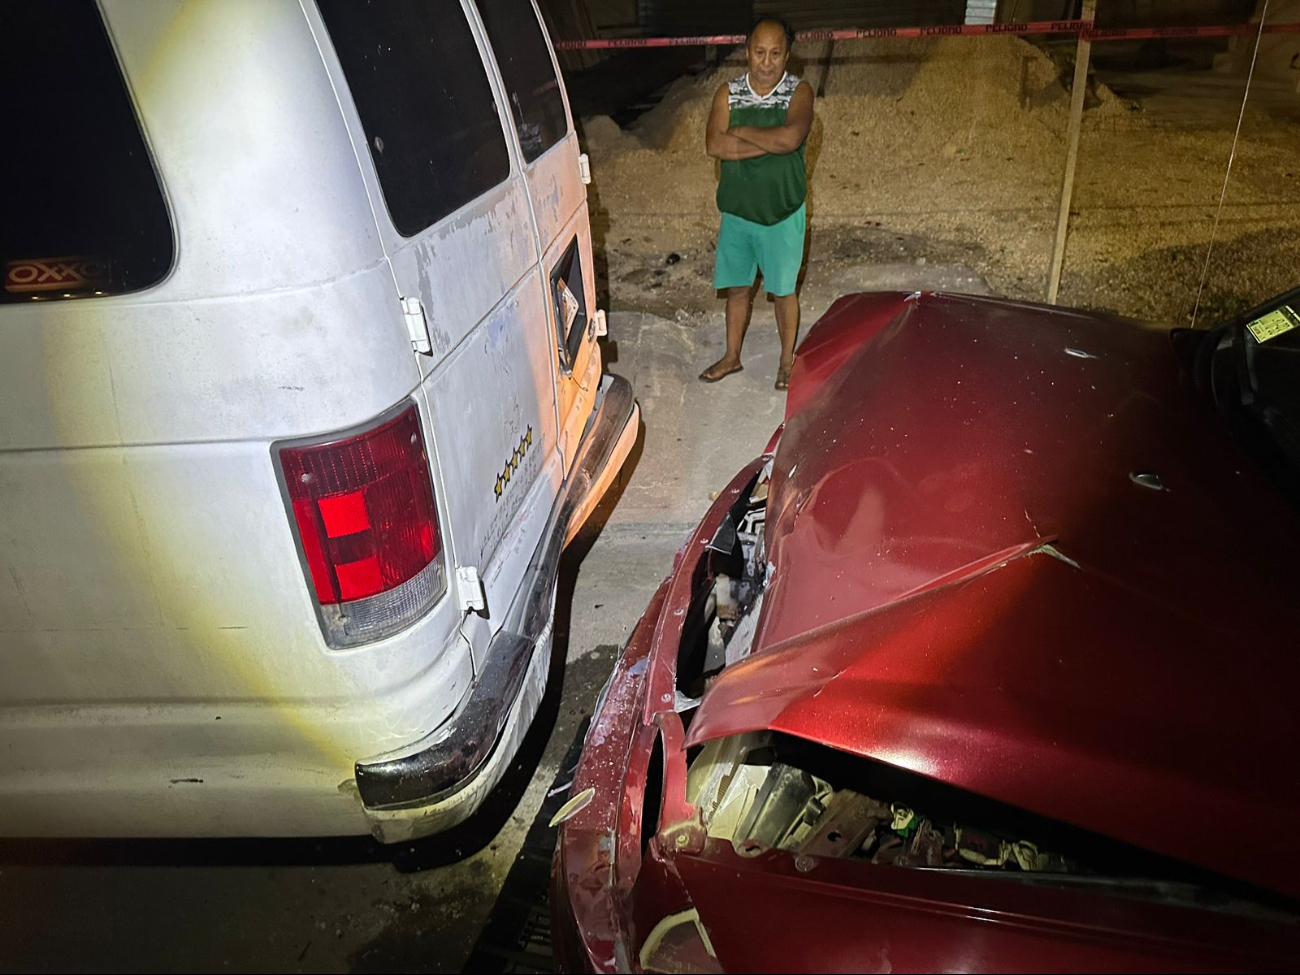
0,2,173,304
318,0,511,238
473,1,569,163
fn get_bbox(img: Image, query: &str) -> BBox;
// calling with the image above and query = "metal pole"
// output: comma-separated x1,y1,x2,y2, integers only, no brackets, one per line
1046,0,1096,304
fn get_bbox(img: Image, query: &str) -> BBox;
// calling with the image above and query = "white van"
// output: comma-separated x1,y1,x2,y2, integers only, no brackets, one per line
0,0,637,842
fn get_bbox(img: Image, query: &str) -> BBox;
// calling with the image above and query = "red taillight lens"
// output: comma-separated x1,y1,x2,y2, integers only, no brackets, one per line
277,403,445,648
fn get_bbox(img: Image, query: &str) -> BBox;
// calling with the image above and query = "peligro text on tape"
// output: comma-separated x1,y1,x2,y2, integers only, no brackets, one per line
553,20,1300,51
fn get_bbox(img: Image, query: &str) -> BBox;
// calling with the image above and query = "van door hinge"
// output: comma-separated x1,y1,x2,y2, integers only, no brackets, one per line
589,308,608,338
578,152,592,185
456,566,487,615
402,296,432,355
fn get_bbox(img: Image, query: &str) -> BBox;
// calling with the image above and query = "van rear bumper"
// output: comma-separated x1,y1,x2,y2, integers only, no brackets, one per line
353,374,639,842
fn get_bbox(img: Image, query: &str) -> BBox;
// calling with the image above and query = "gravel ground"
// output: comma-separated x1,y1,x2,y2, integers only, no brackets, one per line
582,35,1300,326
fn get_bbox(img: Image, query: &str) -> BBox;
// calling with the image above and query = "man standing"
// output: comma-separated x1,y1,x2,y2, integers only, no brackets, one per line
700,18,813,390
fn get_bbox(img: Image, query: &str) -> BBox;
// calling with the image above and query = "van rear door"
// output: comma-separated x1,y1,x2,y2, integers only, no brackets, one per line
472,0,605,470
312,0,564,634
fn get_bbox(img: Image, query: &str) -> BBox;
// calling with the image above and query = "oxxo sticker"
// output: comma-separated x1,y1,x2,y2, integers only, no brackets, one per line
1247,305,1299,344
5,256,110,295
494,426,534,502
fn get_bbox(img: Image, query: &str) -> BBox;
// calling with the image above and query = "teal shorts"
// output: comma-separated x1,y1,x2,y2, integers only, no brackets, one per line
713,203,806,297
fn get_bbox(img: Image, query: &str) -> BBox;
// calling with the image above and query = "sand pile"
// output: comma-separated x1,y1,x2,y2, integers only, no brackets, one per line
581,34,1300,323
623,35,1125,151
584,35,1100,232
577,114,638,155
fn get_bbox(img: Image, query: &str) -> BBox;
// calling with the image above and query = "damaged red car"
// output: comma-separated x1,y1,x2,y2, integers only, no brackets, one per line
552,289,1300,973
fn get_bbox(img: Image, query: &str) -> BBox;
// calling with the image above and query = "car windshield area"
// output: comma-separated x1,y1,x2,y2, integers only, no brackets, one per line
1175,286,1300,504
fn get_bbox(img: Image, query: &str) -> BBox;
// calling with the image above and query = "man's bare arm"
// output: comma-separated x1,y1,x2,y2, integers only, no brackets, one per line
716,134,767,160
705,83,767,160
729,81,814,155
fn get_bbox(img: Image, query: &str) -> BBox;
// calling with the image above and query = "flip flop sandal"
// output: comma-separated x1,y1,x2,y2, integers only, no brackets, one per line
699,362,744,383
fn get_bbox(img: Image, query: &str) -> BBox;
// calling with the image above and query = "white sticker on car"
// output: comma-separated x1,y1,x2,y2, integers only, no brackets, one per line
1247,305,1299,344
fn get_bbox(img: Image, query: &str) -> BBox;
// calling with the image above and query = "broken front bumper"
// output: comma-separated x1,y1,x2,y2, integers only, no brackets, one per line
551,457,765,974
354,374,639,843
551,445,1300,973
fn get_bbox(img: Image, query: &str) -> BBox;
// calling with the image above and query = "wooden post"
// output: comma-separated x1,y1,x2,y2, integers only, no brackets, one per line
815,39,835,98
1046,0,1096,305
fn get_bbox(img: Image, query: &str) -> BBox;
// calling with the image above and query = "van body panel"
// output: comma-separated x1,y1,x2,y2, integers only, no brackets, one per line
541,202,606,466
386,184,542,368
524,135,587,259
0,438,475,837
0,0,638,839
102,0,388,303
415,272,563,643
305,0,567,607
0,267,419,450
301,0,542,369
514,7,605,468
2,0,422,450
0,764,366,838
0,0,475,836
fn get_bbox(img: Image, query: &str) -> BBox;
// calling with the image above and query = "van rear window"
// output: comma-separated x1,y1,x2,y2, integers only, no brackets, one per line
474,0,569,163
0,2,174,303
318,0,512,238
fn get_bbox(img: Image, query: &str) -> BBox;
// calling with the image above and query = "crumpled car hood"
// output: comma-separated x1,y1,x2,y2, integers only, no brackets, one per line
687,292,1300,899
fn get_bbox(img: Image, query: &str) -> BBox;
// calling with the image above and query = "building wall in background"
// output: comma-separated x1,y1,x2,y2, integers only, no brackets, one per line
554,0,1266,39
544,0,1278,52
1218,0,1300,83
752,1,966,29
538,0,601,70
586,0,637,30
636,0,753,33
630,1,977,33
997,0,1255,25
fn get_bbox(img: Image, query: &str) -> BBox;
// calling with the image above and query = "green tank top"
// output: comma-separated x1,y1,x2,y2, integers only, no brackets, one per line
717,72,807,226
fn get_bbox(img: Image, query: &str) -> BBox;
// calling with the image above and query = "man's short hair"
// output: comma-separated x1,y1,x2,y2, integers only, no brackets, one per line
748,17,795,49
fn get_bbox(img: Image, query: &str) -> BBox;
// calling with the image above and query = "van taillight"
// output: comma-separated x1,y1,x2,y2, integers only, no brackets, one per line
276,403,445,648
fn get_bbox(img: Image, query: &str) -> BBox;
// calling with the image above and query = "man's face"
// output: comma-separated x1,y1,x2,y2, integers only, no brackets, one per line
747,23,789,90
